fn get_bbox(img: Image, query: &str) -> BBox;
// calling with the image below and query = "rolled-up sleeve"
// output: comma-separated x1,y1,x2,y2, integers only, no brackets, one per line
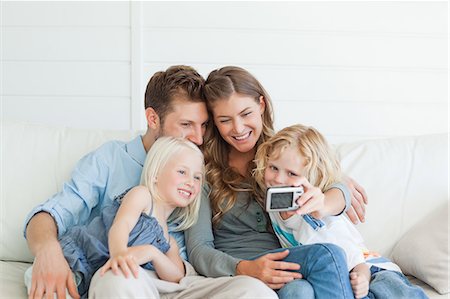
23,151,108,238
328,182,351,215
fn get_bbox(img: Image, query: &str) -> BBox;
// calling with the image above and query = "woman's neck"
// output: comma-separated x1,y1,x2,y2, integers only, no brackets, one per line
228,147,256,177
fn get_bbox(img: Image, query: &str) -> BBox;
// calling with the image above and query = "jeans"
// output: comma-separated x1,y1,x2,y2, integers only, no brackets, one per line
251,243,354,299
365,269,428,299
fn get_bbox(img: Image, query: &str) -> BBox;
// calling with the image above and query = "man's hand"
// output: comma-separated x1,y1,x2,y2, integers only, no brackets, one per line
235,250,302,289
344,177,368,224
29,240,79,299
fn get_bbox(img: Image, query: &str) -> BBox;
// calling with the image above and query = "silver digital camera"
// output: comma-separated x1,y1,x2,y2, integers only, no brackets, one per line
265,186,304,212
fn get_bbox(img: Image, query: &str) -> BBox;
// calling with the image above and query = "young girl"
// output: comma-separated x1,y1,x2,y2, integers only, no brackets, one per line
254,124,427,299
58,136,204,298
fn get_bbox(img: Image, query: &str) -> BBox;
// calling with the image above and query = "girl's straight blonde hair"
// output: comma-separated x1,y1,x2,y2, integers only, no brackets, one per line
140,136,204,231
254,124,342,204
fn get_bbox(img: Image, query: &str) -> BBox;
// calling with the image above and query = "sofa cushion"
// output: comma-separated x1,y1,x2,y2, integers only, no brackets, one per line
391,202,449,294
0,261,30,298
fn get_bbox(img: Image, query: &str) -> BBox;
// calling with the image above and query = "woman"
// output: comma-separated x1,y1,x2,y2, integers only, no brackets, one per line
185,66,366,298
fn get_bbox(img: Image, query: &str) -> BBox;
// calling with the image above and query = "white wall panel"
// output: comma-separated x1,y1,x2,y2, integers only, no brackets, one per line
2,62,130,97
3,28,130,61
252,67,447,104
3,96,130,130
273,101,448,141
1,1,448,141
142,30,447,69
142,2,447,35
2,2,129,27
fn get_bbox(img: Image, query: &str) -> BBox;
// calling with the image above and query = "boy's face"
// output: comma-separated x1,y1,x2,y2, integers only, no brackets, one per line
264,145,306,188
160,98,209,146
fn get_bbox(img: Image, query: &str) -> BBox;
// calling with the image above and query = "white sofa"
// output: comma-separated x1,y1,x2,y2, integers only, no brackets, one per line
1,121,448,298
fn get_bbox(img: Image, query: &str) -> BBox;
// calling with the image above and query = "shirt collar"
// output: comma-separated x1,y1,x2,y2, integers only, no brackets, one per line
126,135,147,167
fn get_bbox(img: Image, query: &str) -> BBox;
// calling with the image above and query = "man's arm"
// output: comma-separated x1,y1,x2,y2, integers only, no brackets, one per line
26,212,79,299
24,146,110,299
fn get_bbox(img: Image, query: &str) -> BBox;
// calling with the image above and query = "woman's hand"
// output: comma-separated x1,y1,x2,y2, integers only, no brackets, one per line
235,250,302,289
99,250,141,279
344,177,368,224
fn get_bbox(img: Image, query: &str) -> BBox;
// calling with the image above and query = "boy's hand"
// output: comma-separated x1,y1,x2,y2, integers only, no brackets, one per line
279,211,296,220
350,271,369,298
292,178,325,218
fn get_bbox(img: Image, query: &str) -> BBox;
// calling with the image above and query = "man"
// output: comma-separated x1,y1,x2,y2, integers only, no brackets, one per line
24,66,278,299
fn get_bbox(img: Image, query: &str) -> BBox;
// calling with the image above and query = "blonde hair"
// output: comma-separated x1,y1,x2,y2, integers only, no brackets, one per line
203,66,275,226
140,136,204,231
254,124,342,205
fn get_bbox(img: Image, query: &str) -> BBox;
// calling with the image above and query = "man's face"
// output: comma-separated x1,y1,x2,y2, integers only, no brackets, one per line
160,98,209,146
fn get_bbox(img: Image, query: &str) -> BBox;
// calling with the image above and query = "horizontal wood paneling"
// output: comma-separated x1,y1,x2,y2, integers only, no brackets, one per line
1,1,448,139
2,97,131,130
273,101,448,138
142,29,447,69
2,2,130,27
142,2,447,35
2,62,130,97
3,28,130,61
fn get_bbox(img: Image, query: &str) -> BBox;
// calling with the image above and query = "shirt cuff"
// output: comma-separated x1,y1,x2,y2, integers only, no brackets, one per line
328,182,351,216
229,257,243,276
23,205,65,239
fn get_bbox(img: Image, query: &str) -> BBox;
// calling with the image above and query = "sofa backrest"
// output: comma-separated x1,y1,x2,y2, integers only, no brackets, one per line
1,121,448,263
1,121,140,262
335,134,448,256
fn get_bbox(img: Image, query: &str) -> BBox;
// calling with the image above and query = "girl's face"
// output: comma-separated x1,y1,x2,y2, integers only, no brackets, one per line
156,147,203,208
264,145,306,187
211,93,265,154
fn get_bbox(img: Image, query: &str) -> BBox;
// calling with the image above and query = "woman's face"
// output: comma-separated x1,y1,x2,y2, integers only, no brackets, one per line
211,93,265,154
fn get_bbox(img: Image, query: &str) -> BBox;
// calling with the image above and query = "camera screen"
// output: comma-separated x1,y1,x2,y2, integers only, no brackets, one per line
270,192,293,209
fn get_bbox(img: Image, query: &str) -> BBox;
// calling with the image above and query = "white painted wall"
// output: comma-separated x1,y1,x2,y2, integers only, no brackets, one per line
2,1,448,143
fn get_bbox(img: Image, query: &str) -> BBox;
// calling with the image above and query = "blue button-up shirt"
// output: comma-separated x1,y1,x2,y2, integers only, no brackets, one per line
23,136,187,260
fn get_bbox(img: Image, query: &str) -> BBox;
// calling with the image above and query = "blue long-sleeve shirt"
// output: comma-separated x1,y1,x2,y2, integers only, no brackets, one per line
23,136,186,259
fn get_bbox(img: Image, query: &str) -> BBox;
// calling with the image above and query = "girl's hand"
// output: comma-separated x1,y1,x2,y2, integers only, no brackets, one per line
291,177,325,219
350,271,370,298
100,251,140,279
235,250,302,289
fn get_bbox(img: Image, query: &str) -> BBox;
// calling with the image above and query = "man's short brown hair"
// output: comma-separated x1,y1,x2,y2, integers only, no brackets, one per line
144,65,205,124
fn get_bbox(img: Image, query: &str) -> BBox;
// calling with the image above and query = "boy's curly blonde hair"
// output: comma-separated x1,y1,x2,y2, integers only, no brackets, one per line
253,124,342,206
